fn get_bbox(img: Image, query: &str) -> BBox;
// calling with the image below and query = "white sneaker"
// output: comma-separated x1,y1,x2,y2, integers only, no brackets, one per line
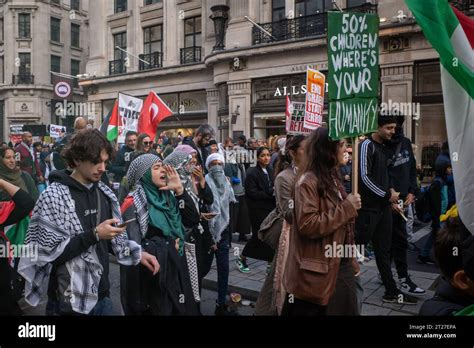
398,276,426,296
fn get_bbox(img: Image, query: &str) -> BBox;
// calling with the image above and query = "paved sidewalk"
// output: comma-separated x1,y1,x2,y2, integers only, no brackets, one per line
202,242,440,316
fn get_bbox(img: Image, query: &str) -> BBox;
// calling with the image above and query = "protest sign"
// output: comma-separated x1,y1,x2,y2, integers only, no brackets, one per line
9,124,24,145
304,68,325,130
118,93,143,143
328,11,379,140
49,124,66,138
287,101,313,135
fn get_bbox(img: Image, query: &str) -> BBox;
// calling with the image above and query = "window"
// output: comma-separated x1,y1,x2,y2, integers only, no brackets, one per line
51,17,61,42
0,101,4,142
0,18,4,42
0,57,4,83
71,59,80,87
184,16,201,48
18,14,31,39
272,0,286,21
71,0,80,10
114,32,127,60
414,60,443,99
51,55,61,83
115,0,127,13
71,23,80,47
145,0,161,5
111,32,127,74
295,0,331,16
143,25,162,54
19,53,31,76
347,0,368,8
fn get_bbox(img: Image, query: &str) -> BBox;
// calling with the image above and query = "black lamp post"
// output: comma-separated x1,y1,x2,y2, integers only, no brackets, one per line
210,5,230,51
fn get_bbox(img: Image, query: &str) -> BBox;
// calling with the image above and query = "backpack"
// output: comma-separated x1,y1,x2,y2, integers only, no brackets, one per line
415,178,443,223
415,185,432,223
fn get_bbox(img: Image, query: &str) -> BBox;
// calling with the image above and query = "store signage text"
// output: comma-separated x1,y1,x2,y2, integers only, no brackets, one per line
274,85,307,97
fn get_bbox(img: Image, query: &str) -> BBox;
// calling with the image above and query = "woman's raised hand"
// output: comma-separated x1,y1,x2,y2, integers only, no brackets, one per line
159,165,184,195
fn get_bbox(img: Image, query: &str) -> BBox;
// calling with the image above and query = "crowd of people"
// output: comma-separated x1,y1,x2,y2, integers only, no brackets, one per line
0,113,473,317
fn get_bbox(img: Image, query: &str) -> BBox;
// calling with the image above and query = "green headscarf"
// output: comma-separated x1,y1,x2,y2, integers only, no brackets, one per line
0,159,28,193
140,169,185,243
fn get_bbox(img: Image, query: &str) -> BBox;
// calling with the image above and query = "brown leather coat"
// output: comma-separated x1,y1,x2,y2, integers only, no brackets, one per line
283,171,358,306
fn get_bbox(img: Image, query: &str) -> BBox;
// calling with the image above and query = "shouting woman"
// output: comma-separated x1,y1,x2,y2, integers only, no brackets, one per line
120,154,200,315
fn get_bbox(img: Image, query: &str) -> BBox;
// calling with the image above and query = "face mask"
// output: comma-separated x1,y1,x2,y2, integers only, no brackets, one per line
209,165,226,187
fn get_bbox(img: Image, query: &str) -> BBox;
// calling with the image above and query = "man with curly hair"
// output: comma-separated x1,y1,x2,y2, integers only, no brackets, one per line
19,129,156,315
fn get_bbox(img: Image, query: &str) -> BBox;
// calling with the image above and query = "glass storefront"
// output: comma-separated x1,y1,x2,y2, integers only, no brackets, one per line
413,60,446,179
251,72,327,139
252,74,305,139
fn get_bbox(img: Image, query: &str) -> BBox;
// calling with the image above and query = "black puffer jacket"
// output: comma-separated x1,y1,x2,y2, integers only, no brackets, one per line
420,277,474,316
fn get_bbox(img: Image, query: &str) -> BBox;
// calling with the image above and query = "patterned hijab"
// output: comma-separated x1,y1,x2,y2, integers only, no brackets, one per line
127,154,184,246
163,146,200,209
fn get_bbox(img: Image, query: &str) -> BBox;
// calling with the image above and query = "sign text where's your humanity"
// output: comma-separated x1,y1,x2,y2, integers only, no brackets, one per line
328,11,379,140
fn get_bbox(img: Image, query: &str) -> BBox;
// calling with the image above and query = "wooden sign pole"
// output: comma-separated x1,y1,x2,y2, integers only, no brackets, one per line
352,136,359,195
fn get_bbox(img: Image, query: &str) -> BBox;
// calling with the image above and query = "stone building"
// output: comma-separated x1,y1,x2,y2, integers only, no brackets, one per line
0,0,90,142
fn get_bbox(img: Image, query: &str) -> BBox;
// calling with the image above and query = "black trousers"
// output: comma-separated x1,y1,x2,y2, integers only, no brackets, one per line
281,295,327,316
230,195,251,238
355,205,398,295
326,258,361,315
391,211,409,279
0,245,22,315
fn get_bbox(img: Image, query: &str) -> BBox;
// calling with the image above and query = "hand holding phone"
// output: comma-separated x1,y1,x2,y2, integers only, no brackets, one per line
117,218,137,228
201,212,220,221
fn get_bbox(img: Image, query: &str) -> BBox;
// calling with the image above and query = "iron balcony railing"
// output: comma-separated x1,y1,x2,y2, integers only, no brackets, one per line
12,73,34,85
180,46,201,64
139,52,163,70
252,3,378,45
109,59,126,75
449,0,474,12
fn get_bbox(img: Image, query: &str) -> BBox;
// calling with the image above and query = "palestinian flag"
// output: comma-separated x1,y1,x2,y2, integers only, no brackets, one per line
106,100,120,141
405,0,474,234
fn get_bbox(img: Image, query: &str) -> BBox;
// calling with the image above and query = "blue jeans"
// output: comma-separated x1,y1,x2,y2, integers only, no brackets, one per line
421,223,444,257
89,297,113,316
215,227,230,306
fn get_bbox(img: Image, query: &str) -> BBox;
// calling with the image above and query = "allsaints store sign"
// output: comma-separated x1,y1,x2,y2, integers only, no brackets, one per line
274,84,307,97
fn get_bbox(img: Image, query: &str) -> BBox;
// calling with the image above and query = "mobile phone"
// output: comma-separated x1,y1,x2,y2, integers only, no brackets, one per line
117,218,137,228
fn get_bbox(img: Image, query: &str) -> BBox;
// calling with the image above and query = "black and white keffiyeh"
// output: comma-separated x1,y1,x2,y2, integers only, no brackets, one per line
18,181,141,314
127,154,163,238
163,150,200,212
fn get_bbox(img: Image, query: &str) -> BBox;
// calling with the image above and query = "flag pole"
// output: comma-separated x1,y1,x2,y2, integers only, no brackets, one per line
352,137,359,195
244,16,277,41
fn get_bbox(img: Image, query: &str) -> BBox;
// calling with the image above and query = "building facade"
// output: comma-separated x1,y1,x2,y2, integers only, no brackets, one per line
0,0,90,142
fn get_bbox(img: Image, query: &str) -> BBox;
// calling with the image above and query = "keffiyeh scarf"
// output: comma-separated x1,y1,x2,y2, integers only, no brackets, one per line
18,181,141,314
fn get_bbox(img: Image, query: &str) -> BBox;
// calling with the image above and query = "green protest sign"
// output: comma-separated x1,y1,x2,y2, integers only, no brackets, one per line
328,98,378,140
328,11,379,140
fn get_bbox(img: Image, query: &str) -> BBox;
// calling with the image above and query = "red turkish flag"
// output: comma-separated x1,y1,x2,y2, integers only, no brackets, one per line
285,95,292,133
138,91,173,140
